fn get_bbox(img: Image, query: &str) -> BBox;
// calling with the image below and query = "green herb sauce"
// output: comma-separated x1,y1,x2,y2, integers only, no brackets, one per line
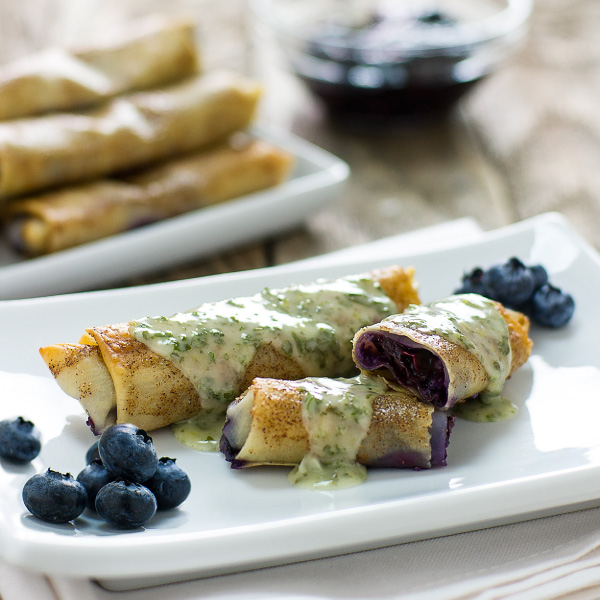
130,275,396,433
289,374,388,490
171,409,225,451
389,293,512,397
453,394,518,423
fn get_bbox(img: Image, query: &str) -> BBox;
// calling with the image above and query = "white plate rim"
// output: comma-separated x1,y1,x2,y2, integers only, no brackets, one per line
1,211,599,589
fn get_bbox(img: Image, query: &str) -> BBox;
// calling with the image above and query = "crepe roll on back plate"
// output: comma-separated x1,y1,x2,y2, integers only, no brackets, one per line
3,134,295,256
0,70,261,199
40,266,420,434
0,16,200,121
352,293,533,412
221,374,455,490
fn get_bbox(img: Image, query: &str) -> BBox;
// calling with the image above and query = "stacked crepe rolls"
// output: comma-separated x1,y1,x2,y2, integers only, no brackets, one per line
41,266,533,487
0,16,201,120
220,292,533,486
0,17,294,255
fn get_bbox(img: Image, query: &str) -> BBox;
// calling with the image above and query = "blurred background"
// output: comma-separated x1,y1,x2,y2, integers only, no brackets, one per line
0,0,599,288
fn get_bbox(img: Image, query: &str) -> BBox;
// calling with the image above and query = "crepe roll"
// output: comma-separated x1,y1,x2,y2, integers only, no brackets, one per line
0,17,200,121
220,374,455,489
3,135,294,256
40,266,421,434
0,71,261,199
352,293,533,410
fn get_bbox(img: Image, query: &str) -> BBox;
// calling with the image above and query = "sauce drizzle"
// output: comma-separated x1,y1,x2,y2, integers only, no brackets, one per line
130,274,396,431
289,374,388,490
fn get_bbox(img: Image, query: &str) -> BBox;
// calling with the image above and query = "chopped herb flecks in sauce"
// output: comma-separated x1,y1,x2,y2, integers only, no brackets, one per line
387,294,512,399
289,374,389,490
130,275,396,421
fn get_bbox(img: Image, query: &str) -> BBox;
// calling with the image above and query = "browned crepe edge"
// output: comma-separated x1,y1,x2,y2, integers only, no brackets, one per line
497,303,534,375
86,323,202,432
39,342,117,432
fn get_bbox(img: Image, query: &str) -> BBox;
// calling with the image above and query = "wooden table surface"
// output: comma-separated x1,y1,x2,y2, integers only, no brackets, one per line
1,0,599,291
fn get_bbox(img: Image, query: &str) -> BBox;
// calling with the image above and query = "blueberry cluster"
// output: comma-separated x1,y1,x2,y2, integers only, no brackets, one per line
22,423,191,529
456,257,575,328
0,416,41,462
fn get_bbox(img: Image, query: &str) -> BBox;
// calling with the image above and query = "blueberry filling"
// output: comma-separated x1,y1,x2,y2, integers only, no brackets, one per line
355,331,449,408
219,421,247,469
430,410,455,467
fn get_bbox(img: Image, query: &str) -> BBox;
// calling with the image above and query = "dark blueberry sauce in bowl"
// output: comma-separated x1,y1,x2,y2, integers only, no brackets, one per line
250,0,532,125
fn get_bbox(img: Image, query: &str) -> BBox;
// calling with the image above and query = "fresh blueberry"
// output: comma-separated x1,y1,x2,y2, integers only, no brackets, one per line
530,284,575,328
0,417,41,463
482,257,536,307
22,469,87,523
98,424,158,482
145,457,191,510
95,480,157,529
85,440,101,464
455,267,488,296
76,460,116,509
529,264,549,291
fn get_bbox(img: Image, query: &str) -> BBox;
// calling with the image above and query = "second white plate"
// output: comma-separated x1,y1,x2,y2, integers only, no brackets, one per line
0,127,349,300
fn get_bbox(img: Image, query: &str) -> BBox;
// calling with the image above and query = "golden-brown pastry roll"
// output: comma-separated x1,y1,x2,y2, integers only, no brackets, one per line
352,293,533,410
0,71,262,199
220,374,455,489
0,16,200,121
3,135,295,256
39,266,421,434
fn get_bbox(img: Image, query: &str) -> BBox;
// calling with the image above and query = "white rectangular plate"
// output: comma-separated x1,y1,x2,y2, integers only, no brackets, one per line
0,127,349,300
1,212,599,590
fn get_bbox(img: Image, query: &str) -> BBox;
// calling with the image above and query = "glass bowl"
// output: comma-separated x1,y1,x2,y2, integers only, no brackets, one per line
249,0,533,122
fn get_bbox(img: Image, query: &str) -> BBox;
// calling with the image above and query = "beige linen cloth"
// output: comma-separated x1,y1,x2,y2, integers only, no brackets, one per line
2,218,600,600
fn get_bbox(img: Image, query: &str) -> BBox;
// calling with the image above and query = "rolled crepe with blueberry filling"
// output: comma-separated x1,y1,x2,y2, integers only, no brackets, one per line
0,16,200,121
2,135,294,256
39,266,420,434
220,374,455,488
0,70,261,199
352,293,533,410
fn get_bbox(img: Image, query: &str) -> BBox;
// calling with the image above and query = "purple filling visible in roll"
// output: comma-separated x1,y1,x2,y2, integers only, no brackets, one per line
219,419,247,469
430,409,455,467
354,331,450,408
